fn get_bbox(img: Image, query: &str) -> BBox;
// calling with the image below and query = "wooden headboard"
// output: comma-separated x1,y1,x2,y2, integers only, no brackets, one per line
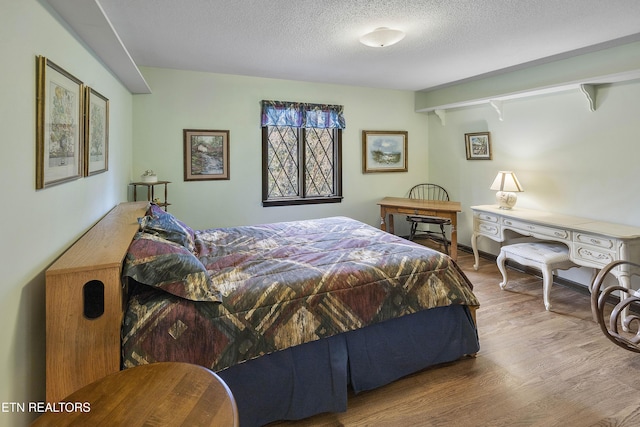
45,202,149,403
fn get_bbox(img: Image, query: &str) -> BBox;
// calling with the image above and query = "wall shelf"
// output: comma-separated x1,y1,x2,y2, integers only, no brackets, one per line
415,40,640,125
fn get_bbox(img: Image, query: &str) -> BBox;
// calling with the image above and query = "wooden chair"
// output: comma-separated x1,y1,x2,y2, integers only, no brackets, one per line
406,184,451,254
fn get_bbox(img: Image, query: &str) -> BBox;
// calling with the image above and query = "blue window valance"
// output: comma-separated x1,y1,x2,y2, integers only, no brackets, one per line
260,100,346,129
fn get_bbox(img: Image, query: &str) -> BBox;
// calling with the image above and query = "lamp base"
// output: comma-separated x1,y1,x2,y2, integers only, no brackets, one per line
496,191,518,209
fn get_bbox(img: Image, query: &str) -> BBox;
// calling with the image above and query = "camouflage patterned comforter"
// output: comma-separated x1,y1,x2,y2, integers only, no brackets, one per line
122,216,479,372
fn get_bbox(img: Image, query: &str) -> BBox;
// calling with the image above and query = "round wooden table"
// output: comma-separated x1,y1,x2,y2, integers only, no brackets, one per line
32,362,238,426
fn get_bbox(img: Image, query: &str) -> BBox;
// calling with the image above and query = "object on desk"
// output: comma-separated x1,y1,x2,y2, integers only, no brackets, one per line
490,171,523,209
141,169,158,183
405,183,451,255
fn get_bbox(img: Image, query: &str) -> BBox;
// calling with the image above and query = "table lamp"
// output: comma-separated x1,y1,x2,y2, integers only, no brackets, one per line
490,171,523,209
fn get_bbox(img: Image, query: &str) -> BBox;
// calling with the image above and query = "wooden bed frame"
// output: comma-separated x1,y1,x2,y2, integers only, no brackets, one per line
45,201,478,404
45,202,148,403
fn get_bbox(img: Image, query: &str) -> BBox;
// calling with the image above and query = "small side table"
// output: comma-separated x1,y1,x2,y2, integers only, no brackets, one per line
130,181,171,210
32,362,238,427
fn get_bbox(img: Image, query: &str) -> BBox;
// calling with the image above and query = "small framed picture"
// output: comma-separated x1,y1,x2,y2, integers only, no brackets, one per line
35,56,84,189
362,130,408,173
84,86,109,176
465,132,492,160
184,129,230,181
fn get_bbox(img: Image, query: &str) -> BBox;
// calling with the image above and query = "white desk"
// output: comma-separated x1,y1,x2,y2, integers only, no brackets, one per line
471,205,640,295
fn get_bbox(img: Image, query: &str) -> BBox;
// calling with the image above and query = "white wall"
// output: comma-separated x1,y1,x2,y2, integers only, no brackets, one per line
427,80,640,285
0,2,133,425
132,67,429,231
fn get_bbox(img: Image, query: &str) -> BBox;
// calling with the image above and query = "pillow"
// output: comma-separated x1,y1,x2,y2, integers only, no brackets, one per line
123,232,221,303
139,204,196,253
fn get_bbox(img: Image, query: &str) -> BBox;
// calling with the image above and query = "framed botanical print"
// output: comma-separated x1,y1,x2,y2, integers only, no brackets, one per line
84,86,109,176
35,56,84,189
362,130,408,173
183,129,230,181
465,132,492,160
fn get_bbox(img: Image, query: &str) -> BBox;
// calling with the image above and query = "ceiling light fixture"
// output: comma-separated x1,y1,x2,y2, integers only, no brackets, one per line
359,27,405,48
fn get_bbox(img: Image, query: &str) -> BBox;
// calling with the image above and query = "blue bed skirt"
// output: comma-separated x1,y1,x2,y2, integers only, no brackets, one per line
217,304,479,427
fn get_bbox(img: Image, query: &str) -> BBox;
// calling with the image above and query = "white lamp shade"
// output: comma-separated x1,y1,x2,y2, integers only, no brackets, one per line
490,171,524,192
359,27,405,47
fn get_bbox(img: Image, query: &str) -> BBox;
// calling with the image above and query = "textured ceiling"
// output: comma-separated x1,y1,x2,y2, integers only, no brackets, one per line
95,0,640,91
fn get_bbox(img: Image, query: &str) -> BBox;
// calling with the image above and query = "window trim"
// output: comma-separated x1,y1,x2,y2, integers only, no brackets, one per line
262,126,343,207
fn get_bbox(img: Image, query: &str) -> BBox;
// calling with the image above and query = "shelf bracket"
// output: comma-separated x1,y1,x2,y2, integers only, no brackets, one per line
489,100,504,121
434,109,446,126
579,84,597,112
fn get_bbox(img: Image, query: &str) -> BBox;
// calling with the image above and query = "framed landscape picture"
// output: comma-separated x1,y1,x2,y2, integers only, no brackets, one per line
465,132,492,160
184,129,230,181
84,86,109,176
35,56,84,189
362,130,408,173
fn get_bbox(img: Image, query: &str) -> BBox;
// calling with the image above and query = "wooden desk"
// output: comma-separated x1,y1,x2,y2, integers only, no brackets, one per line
32,362,238,427
378,197,462,260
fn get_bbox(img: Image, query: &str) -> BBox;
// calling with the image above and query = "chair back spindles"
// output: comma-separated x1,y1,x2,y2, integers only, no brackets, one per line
405,183,451,255
408,184,449,202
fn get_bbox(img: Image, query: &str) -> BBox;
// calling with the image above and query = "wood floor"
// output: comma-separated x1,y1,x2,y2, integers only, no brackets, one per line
270,245,640,427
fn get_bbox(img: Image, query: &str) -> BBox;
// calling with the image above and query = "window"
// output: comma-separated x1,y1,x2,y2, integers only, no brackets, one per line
261,101,345,207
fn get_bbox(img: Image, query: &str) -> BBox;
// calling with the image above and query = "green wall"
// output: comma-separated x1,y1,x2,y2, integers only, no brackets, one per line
426,80,640,285
132,67,429,230
1,2,134,425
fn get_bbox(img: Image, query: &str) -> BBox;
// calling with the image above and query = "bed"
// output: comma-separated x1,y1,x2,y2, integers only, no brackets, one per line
45,202,479,426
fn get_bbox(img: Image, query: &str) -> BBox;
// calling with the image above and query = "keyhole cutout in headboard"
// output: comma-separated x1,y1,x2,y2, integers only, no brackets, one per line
83,280,105,319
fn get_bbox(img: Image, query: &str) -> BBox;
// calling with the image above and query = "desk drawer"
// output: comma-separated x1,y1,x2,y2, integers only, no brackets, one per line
476,212,499,223
572,233,618,267
502,218,570,241
573,243,616,267
475,220,500,237
398,207,439,216
574,232,615,250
